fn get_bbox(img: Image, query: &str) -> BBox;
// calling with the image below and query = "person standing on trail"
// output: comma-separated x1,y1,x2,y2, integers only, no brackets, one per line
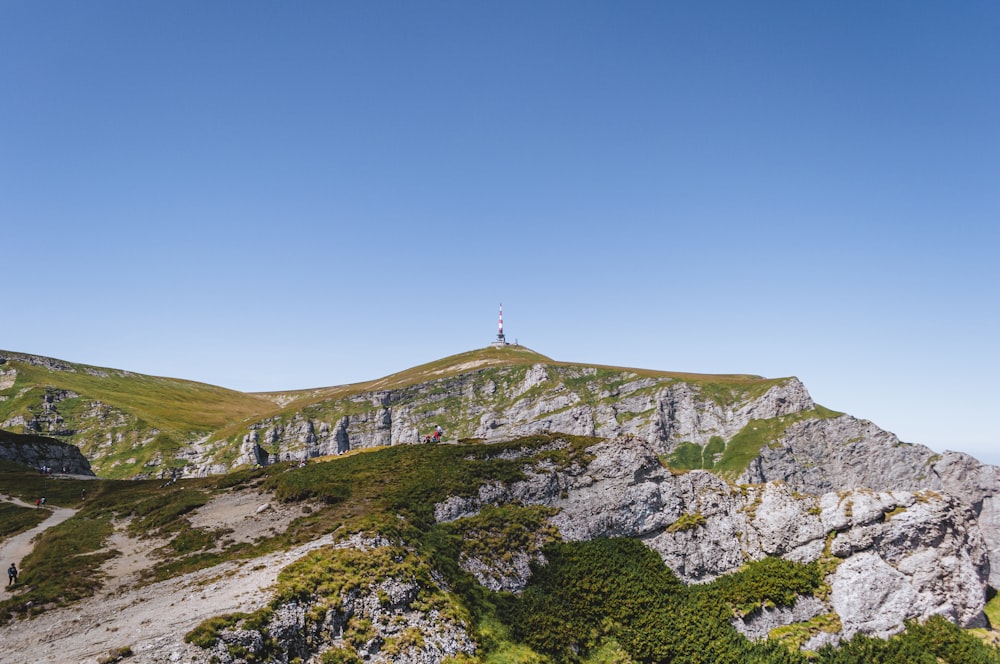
7,563,17,586
35,498,40,508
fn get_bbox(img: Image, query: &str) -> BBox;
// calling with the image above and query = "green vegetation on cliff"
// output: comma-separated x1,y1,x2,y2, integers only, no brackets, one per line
504,538,999,664
667,405,843,478
2,435,997,663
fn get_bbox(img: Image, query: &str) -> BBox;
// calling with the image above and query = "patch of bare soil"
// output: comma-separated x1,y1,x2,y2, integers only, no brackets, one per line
187,488,312,546
97,523,169,595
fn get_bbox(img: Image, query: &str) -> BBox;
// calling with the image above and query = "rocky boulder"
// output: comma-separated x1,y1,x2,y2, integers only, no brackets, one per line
741,413,1000,586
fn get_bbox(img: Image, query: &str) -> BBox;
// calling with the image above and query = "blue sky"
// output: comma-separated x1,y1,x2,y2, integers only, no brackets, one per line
3,2,998,463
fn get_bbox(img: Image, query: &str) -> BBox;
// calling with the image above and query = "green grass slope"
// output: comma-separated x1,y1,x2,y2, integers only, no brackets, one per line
0,352,280,476
0,352,276,431
251,344,781,413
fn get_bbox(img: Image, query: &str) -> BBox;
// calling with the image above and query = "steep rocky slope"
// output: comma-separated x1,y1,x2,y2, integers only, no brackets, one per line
230,359,814,471
433,436,988,647
0,432,997,662
740,413,1000,587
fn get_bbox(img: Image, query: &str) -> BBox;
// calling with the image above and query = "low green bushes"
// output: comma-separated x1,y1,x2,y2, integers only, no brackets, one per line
499,537,1000,664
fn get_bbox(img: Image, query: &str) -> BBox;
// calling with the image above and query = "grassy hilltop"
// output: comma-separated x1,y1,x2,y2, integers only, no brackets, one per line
0,351,281,476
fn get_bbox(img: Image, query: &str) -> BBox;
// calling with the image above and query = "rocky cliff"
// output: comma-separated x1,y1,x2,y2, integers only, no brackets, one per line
0,429,94,475
192,434,992,661
227,362,816,475
431,436,989,645
740,413,1000,587
0,347,820,480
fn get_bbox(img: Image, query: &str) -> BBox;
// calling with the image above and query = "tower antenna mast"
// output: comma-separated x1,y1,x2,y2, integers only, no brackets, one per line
492,303,508,347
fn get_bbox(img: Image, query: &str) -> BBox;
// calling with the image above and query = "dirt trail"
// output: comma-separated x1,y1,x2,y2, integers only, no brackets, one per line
0,533,336,663
0,488,330,663
0,495,78,573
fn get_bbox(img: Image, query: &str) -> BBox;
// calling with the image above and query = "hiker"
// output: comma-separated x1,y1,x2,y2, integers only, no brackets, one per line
35,498,41,508
40,497,46,507
435,424,444,440
7,563,17,586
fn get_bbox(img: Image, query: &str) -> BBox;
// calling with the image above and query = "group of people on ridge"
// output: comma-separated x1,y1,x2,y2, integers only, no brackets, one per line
423,424,444,444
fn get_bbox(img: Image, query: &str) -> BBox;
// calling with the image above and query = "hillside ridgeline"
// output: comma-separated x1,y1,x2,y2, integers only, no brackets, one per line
2,347,1000,662
0,346,809,478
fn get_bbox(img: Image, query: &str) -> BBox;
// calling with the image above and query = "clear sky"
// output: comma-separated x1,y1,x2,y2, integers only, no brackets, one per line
3,2,998,463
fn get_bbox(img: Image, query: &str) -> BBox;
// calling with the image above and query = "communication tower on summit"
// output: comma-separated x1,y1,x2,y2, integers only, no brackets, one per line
491,303,509,348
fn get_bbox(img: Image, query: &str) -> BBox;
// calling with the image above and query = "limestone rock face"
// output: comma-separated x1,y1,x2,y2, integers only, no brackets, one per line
228,367,814,470
0,429,94,475
740,415,935,493
1,388,80,437
549,437,676,540
459,548,540,593
433,435,990,644
740,413,1000,586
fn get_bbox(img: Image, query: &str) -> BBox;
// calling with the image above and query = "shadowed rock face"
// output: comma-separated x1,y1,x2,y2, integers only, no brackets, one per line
0,429,94,475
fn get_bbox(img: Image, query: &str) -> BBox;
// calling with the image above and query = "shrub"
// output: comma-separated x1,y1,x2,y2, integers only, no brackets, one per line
666,512,706,533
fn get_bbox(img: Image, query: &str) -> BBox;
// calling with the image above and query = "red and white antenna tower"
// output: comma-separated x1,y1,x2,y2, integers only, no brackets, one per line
492,303,508,347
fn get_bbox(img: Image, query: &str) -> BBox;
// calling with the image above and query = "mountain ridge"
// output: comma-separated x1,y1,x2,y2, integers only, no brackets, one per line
3,347,1000,661
0,346,799,478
